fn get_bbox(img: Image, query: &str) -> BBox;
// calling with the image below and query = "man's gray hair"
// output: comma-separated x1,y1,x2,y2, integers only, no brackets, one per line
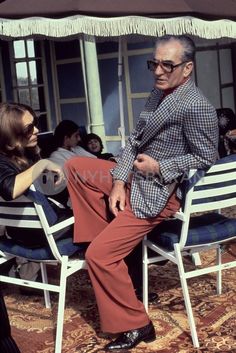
155,35,196,62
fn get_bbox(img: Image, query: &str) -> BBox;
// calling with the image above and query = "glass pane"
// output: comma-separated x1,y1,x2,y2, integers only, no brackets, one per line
97,41,118,54
29,61,37,84
38,113,48,132
18,88,30,105
129,54,153,93
36,59,43,84
222,87,235,112
220,49,233,85
13,40,26,58
27,40,35,58
196,51,220,108
54,40,81,60
29,60,43,84
127,39,154,50
31,87,40,110
16,62,29,86
38,86,46,111
57,62,84,98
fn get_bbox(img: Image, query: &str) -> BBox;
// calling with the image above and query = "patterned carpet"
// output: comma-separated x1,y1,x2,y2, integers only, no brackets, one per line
2,242,236,353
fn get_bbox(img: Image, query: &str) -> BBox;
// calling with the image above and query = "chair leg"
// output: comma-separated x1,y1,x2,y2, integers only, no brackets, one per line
216,246,222,295
174,244,200,348
142,238,149,311
191,252,201,266
40,263,51,309
54,256,68,353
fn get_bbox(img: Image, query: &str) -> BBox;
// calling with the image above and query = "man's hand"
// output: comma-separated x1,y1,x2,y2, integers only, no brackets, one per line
133,154,160,176
109,180,126,217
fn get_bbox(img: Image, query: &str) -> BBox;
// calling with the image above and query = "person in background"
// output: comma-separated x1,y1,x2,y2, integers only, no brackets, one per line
48,120,96,206
64,34,218,351
216,108,236,157
225,128,236,154
84,132,114,160
0,288,21,353
49,120,96,168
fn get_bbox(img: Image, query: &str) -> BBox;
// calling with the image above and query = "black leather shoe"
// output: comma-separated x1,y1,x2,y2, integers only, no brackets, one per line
136,290,160,303
104,321,156,351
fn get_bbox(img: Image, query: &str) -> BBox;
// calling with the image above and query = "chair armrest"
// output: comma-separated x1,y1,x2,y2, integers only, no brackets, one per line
48,197,65,209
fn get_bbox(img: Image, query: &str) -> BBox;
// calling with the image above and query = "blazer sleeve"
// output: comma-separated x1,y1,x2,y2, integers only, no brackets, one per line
111,130,144,182
159,99,219,184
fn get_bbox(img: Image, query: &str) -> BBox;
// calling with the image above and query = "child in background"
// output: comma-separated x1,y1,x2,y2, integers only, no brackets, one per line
84,133,114,160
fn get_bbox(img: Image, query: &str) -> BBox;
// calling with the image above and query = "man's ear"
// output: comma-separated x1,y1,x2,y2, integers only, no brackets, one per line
183,61,193,78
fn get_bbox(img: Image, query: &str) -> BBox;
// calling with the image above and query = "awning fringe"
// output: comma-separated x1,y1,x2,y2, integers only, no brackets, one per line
0,15,235,40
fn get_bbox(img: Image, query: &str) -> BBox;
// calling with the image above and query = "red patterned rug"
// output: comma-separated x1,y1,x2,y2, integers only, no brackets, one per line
3,244,236,353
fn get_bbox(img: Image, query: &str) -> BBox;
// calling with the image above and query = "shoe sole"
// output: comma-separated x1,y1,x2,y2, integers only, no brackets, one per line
143,333,156,343
105,334,156,351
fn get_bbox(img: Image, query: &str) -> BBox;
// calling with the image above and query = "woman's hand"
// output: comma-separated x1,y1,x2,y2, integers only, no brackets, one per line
13,159,64,199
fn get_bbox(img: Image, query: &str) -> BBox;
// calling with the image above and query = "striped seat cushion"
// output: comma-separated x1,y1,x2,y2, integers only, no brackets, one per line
0,237,86,260
148,213,236,250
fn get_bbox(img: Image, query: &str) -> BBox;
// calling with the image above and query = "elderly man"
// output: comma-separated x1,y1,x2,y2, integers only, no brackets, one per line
65,35,218,351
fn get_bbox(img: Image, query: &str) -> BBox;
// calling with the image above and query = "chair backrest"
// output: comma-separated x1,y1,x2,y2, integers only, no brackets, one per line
0,194,42,229
0,185,75,261
178,154,236,247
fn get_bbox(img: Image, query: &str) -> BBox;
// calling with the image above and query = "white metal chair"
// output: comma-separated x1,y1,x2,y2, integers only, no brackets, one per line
142,154,236,348
0,185,86,353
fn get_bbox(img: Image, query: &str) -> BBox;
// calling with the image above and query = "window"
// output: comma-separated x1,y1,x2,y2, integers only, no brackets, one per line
10,39,49,131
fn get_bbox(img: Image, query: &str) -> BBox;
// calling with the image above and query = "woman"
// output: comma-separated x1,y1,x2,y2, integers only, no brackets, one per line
0,102,66,352
0,102,64,247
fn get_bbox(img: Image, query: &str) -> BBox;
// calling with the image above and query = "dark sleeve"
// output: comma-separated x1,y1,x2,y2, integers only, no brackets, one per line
0,159,17,201
100,153,114,160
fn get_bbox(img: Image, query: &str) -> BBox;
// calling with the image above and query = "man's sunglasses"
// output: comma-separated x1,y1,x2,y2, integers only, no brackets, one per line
23,115,39,138
147,59,188,73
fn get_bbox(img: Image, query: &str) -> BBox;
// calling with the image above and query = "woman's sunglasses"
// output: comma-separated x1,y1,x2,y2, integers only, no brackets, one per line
23,115,39,138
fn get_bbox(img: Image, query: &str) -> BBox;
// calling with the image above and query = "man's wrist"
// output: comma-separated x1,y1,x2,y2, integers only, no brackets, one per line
113,179,126,187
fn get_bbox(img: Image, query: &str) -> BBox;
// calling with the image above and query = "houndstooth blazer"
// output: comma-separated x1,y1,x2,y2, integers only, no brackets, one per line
112,78,219,218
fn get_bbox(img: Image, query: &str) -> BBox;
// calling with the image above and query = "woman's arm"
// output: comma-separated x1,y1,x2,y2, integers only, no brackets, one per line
13,159,64,199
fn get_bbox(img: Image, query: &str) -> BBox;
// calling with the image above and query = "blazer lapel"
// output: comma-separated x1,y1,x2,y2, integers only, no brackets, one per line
139,79,195,148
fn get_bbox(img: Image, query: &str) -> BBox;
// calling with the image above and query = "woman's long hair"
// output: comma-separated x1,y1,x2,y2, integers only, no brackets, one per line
0,102,40,170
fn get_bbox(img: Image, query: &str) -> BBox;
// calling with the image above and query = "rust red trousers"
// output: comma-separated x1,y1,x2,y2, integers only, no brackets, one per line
64,157,180,333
